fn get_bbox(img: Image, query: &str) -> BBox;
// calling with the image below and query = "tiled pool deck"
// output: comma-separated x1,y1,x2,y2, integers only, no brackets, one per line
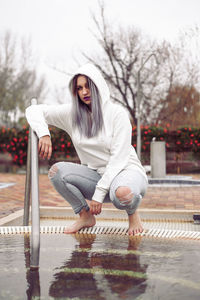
0,172,200,219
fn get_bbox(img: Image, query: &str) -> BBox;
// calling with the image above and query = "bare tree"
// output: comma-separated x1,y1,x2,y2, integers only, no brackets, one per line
0,31,46,127
157,85,200,129
154,29,200,125
82,2,169,126
82,2,200,129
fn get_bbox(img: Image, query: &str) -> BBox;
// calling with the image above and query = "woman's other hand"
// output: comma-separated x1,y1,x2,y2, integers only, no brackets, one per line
38,135,52,160
90,200,102,215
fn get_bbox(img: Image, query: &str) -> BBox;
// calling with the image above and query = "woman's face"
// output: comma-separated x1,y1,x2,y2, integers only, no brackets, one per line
76,75,91,107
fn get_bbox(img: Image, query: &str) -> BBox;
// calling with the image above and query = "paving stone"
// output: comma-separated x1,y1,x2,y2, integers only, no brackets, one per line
1,172,200,219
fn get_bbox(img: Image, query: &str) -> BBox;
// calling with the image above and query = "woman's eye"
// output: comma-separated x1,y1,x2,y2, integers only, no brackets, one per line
77,86,82,91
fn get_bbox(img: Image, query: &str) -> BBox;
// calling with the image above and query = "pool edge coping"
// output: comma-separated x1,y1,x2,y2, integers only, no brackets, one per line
0,206,199,226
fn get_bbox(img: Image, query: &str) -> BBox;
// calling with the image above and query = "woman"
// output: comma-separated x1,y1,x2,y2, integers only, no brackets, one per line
26,63,148,235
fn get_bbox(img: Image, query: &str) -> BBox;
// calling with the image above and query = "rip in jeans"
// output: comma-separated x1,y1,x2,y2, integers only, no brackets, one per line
48,164,58,180
118,191,135,206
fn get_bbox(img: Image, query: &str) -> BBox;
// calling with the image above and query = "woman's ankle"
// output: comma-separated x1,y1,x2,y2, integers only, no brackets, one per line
79,207,93,218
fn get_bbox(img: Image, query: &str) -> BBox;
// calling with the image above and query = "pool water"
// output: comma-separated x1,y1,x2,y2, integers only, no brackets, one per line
0,234,200,300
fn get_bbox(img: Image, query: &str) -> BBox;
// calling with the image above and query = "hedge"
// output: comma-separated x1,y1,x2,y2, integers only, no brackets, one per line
1,124,200,166
0,126,75,166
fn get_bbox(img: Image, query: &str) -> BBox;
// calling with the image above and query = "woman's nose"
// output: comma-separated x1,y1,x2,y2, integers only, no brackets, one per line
83,87,88,95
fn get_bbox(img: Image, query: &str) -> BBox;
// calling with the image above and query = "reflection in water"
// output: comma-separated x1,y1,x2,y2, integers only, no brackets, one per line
48,234,148,299
24,235,41,300
1,234,200,299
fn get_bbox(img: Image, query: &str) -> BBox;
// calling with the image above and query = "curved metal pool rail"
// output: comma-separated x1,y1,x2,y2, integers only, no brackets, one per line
24,98,40,270
0,225,200,240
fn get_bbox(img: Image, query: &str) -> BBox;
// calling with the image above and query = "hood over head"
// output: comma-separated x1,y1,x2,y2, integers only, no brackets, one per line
69,63,110,106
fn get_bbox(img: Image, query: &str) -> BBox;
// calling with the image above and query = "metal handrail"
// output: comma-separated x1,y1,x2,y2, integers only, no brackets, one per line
24,98,40,269
23,129,31,226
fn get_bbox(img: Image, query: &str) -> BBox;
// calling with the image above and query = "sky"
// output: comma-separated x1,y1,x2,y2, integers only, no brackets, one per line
0,0,200,102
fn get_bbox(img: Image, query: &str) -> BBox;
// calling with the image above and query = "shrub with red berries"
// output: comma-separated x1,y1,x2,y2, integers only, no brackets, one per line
1,124,200,166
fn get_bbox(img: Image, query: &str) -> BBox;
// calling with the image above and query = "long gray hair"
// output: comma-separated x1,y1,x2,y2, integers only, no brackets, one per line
71,75,104,138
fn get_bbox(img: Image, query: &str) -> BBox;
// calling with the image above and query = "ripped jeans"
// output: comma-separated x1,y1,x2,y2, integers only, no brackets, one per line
48,162,148,215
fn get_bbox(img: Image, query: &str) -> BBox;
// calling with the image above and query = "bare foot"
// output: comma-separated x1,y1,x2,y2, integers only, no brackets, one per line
128,210,143,236
64,209,96,234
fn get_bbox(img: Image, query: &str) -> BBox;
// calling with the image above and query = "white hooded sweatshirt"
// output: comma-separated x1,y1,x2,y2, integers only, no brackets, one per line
26,64,148,203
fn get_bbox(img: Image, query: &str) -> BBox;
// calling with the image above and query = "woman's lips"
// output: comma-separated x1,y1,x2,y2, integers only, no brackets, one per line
84,97,91,101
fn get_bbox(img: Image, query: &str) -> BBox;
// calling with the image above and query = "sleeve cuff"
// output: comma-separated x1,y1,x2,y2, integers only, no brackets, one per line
36,128,50,139
92,188,107,204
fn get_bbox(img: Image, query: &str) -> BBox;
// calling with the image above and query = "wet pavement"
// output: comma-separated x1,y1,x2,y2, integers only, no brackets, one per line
0,172,200,219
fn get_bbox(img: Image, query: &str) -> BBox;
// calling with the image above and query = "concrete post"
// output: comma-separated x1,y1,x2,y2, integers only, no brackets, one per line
150,141,166,178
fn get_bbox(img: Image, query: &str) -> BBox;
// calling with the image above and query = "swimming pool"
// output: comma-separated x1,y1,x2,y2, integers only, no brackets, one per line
0,233,200,300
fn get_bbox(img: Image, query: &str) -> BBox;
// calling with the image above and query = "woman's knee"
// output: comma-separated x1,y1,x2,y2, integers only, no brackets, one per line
115,186,134,206
48,162,66,180
48,161,70,180
48,163,58,179
112,186,142,213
